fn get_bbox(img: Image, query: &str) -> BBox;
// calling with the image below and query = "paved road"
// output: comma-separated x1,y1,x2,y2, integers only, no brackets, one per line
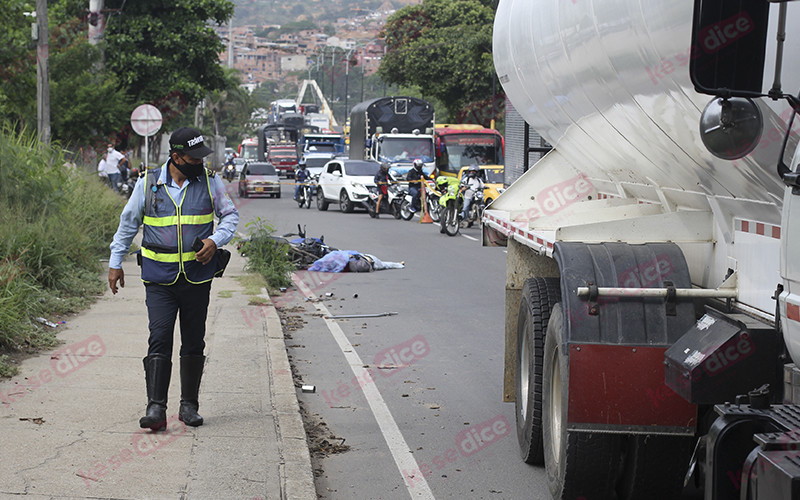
226,179,550,500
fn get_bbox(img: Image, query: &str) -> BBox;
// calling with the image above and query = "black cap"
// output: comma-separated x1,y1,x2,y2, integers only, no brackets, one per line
169,127,213,159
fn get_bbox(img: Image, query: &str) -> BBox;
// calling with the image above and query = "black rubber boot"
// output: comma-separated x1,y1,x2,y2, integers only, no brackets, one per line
178,355,205,427
139,354,171,431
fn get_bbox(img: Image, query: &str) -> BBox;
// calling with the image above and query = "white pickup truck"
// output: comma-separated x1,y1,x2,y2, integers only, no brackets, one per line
485,1,800,499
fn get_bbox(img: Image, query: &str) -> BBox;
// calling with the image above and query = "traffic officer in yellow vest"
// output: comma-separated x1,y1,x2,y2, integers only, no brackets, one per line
107,127,239,431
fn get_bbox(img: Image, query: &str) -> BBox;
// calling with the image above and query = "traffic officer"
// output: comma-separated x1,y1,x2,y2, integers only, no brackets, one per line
108,127,239,431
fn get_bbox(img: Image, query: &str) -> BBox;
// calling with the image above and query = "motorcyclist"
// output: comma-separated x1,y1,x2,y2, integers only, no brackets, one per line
460,164,485,220
373,162,393,218
223,153,236,181
406,159,433,213
294,161,311,201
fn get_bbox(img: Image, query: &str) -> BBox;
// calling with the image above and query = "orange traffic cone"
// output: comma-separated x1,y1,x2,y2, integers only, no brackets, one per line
420,181,434,224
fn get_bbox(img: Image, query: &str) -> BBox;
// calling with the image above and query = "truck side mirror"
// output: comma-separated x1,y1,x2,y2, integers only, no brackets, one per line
690,0,770,97
699,97,763,160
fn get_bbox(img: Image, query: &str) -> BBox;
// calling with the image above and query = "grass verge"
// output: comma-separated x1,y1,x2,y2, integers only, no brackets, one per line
0,124,124,377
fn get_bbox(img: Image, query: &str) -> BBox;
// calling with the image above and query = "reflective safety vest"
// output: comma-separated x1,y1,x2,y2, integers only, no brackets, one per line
140,165,219,285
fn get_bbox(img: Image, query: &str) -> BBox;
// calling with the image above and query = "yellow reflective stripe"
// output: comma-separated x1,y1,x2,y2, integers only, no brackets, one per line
180,213,214,225
141,247,197,263
143,215,178,227
141,247,179,263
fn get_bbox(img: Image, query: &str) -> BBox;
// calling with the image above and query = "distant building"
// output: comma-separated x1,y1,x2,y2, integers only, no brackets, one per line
281,55,308,73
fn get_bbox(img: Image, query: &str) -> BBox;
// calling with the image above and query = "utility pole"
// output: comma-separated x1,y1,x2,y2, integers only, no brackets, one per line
344,51,350,125
35,0,50,145
88,0,105,45
330,48,336,118
227,17,233,68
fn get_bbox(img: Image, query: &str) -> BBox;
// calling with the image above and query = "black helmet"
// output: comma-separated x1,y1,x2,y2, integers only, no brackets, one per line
413,159,424,170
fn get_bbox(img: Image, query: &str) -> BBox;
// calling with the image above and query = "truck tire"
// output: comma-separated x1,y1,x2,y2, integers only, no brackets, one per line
317,191,329,211
516,277,561,465
543,304,622,499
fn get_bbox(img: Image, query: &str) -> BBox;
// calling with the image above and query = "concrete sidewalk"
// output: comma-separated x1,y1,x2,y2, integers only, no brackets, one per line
0,250,315,500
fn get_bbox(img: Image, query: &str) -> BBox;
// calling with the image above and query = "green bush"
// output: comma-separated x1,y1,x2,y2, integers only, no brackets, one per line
237,218,294,290
0,124,124,376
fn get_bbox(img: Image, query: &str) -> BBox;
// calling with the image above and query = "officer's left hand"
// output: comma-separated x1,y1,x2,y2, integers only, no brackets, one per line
195,238,217,265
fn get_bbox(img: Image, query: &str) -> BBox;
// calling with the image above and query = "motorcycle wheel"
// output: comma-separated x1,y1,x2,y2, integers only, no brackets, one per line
399,201,414,221
297,195,305,208
305,189,312,209
444,202,460,236
428,198,441,223
392,201,402,219
467,205,478,228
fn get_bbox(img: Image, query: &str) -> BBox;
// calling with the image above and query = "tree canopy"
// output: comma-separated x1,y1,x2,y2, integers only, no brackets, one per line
379,0,498,123
0,0,235,151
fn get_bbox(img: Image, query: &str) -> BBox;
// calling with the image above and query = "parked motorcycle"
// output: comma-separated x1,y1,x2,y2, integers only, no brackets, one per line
437,176,463,236
118,169,139,200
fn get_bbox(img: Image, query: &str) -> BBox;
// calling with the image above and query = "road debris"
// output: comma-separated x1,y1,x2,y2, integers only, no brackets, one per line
325,312,399,319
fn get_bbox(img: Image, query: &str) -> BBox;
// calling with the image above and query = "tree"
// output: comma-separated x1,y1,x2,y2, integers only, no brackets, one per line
0,0,39,129
49,42,131,149
102,0,233,125
379,0,497,123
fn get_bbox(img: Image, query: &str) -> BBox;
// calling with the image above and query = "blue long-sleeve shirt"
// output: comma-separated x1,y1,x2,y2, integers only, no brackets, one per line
108,161,239,269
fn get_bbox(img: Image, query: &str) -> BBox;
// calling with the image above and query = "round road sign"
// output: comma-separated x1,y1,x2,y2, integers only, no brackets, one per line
130,104,163,137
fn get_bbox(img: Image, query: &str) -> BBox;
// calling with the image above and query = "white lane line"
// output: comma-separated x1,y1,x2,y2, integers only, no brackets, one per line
461,234,479,242
293,276,435,499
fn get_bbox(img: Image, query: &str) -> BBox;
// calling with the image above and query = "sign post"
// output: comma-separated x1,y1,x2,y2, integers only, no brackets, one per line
130,104,163,169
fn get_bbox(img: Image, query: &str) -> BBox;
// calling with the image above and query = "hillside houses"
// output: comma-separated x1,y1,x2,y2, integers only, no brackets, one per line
217,10,391,90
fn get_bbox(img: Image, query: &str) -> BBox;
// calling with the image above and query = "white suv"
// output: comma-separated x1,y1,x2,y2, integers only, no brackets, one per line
316,159,380,212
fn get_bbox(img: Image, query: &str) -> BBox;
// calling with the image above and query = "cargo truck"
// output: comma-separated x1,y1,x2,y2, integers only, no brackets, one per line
349,96,436,176
486,0,800,498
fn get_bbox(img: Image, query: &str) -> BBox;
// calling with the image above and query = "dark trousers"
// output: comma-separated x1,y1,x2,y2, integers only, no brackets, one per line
145,276,211,357
409,186,421,210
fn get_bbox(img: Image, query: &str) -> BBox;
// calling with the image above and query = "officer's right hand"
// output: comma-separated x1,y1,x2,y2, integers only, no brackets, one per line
108,268,125,294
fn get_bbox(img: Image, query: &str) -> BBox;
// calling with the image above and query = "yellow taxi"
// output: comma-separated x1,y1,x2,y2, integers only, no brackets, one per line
457,165,505,206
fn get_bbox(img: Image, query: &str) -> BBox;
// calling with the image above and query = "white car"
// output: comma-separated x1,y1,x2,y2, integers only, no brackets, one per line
316,159,380,212
300,152,336,178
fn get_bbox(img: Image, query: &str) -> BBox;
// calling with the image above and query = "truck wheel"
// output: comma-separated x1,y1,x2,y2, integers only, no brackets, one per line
339,190,354,213
543,304,622,499
616,435,694,500
516,278,561,465
317,191,329,211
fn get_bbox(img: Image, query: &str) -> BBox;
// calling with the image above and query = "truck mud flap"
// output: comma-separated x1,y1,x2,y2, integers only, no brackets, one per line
552,242,698,434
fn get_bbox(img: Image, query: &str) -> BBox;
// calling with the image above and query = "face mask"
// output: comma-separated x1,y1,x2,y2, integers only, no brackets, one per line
107,148,113,154
173,157,205,178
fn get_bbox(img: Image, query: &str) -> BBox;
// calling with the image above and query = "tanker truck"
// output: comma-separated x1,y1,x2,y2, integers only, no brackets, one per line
486,0,800,499
349,96,436,176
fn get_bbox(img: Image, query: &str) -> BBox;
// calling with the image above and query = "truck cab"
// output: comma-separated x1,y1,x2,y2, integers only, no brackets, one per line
371,130,435,176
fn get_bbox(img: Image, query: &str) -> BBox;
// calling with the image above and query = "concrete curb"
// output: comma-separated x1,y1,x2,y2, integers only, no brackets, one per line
261,289,317,500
